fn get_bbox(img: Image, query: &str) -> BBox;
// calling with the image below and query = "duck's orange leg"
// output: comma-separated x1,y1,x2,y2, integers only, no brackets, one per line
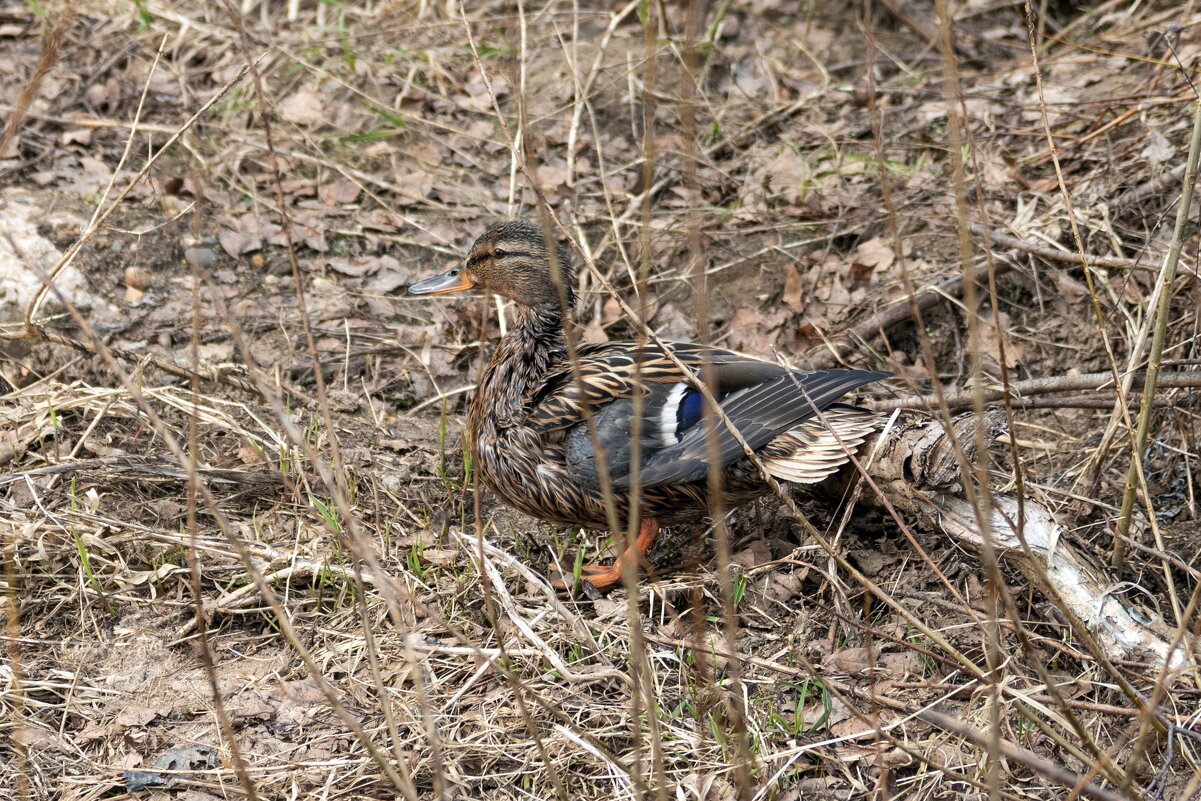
550,518,660,591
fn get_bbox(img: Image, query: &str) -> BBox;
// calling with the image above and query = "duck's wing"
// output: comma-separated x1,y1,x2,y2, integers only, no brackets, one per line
524,342,887,489
629,367,889,487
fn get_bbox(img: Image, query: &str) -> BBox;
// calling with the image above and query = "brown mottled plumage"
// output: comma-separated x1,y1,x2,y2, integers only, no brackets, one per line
410,221,888,590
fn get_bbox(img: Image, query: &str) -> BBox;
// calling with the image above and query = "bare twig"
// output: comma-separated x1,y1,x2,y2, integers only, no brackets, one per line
967,222,1180,275
869,370,1201,411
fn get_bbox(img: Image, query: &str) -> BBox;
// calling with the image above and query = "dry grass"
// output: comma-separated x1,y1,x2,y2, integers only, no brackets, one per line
2,1,1200,799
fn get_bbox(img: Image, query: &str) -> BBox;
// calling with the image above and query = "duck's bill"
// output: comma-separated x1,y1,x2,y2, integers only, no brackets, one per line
408,268,477,295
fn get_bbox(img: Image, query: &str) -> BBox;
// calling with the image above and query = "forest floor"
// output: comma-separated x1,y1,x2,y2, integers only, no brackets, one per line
2,2,1200,800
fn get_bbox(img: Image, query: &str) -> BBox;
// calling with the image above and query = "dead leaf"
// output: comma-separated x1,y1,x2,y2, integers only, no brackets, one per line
759,145,811,205
916,101,945,124
229,693,274,721
237,442,267,467
319,179,361,205
84,79,117,108
77,721,118,743
817,273,852,318
115,705,159,727
79,156,111,177
13,726,65,751
278,678,325,705
592,598,628,622
878,651,921,682
579,321,608,344
1142,129,1174,165
327,256,382,277
766,570,805,602
726,306,786,356
602,296,623,324
1051,271,1088,304
278,86,325,125
731,539,771,569
802,696,852,733
848,547,896,577
463,71,510,111
828,646,871,674
652,302,693,340
977,308,1024,368
1021,84,1078,124
61,128,93,146
1026,175,1059,194
826,707,867,739
218,228,260,258
392,171,434,201
535,163,570,191
851,237,894,284
781,263,804,312
410,142,443,167
420,549,459,567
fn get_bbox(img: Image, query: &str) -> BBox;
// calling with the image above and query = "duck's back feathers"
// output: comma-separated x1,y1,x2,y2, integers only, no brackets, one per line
526,343,782,432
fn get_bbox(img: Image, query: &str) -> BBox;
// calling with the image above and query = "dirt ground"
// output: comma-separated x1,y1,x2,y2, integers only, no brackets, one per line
2,2,1201,800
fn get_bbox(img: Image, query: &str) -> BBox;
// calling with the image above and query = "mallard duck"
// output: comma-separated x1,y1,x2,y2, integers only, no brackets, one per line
410,220,888,590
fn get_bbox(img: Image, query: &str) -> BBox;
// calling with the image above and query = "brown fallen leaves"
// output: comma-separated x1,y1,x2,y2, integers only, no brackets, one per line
726,238,898,357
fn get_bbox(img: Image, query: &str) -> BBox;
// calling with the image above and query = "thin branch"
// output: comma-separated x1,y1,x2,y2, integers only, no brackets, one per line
869,370,1201,411
968,222,1183,275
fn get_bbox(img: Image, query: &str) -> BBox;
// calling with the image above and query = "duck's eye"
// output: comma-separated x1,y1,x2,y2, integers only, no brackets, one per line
494,248,507,258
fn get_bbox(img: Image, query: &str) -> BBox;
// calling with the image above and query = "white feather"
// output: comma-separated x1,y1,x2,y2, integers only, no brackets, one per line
658,383,689,446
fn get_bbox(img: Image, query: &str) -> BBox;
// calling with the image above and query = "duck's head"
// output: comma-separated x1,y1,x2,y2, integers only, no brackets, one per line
409,220,575,309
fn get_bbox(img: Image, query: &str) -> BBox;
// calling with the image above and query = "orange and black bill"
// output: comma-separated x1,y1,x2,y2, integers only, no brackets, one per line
408,266,477,295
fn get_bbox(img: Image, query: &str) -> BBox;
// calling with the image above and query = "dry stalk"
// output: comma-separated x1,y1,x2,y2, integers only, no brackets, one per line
0,2,76,163
1114,94,1201,559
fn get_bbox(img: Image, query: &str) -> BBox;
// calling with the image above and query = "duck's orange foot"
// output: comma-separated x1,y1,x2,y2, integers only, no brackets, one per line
549,519,660,592
548,561,626,591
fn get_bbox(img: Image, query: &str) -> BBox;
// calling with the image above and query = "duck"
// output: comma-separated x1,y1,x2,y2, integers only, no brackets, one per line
409,220,889,591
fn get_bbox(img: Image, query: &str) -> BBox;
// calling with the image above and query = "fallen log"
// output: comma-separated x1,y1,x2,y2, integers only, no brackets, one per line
832,408,1185,672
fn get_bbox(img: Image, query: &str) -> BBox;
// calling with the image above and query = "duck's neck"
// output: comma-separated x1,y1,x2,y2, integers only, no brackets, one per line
473,304,568,429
